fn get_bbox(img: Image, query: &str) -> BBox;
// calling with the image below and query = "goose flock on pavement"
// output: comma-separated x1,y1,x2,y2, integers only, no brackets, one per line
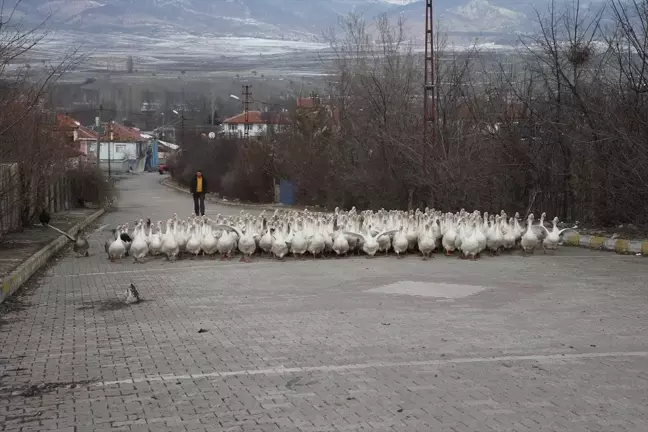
104,207,577,263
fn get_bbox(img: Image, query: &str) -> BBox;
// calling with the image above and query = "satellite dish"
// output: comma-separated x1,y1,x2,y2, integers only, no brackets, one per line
208,132,216,139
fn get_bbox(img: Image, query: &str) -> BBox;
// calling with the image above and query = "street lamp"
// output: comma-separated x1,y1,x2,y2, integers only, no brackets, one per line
230,94,247,138
173,109,184,146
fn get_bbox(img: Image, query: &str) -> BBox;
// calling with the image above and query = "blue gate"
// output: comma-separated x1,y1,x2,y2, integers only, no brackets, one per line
150,140,159,169
279,180,295,205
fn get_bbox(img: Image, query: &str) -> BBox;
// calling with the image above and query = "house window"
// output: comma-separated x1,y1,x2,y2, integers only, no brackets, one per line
227,124,237,131
244,124,251,132
115,144,126,152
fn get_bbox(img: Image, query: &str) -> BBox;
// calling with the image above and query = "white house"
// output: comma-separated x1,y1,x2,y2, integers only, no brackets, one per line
86,121,150,173
221,110,289,137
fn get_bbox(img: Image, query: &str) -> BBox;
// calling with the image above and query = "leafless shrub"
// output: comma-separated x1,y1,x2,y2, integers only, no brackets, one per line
66,164,116,206
168,132,239,192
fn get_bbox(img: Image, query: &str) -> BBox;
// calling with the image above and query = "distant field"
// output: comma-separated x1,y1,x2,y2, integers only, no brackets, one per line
22,30,516,80
25,32,332,78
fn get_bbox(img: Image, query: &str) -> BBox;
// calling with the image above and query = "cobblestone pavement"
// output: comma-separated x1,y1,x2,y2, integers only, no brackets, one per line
1,174,647,432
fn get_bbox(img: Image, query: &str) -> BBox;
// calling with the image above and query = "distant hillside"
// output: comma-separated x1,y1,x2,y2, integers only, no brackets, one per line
14,0,569,40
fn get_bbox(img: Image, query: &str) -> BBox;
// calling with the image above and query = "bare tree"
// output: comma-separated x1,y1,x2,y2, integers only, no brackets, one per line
172,5,648,228
0,1,81,137
0,1,85,239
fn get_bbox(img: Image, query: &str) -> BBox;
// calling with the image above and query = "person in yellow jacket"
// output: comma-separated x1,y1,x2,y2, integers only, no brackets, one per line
189,170,208,216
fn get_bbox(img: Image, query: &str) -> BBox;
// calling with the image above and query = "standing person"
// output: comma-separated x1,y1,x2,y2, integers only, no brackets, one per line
190,170,207,216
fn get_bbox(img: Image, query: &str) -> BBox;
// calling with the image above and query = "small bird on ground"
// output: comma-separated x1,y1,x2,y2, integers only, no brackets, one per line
45,223,110,257
39,209,51,226
125,283,141,304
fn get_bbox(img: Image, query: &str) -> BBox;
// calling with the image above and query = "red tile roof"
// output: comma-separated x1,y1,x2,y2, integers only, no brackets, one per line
222,111,290,125
56,114,99,140
56,113,79,130
296,98,315,108
106,121,148,142
77,125,99,140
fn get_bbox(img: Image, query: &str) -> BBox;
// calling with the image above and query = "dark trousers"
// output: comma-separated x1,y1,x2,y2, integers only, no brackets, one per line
193,192,205,216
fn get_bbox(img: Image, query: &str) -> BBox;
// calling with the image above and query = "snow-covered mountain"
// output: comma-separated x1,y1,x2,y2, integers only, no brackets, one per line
18,0,387,40
380,0,419,4
14,0,551,42
389,0,533,35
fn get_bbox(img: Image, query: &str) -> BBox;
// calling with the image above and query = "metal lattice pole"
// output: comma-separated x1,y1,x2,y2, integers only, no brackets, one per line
423,0,436,170
242,85,252,140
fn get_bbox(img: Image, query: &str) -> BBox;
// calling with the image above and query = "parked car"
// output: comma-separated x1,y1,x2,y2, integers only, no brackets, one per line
158,163,169,174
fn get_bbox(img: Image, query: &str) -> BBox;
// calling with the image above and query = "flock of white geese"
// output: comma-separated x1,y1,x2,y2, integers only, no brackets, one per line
104,207,577,263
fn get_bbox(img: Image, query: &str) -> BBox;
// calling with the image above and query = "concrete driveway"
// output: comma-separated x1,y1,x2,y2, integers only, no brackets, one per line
1,173,646,432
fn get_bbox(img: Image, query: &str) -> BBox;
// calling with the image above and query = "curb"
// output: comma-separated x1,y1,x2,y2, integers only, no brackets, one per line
0,208,105,305
161,178,328,212
563,233,648,256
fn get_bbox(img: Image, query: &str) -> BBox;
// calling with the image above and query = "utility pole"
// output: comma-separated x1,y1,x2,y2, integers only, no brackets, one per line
180,110,185,147
96,105,102,169
242,84,251,139
423,0,436,171
108,121,113,178
210,87,215,126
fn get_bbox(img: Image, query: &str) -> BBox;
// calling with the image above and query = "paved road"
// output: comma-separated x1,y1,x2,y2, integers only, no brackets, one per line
1,173,647,432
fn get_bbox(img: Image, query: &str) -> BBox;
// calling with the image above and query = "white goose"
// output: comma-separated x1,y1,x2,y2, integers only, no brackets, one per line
460,219,480,260
307,220,326,258
162,219,180,260
217,219,257,262
502,217,517,250
542,217,578,253
520,214,539,254
474,213,487,256
290,218,308,259
108,225,126,261
271,223,290,260
486,215,503,255
201,223,218,256
259,227,273,255
392,226,409,258
513,213,524,246
144,218,153,246
377,220,393,255
107,205,581,263
405,215,418,250
174,220,188,258
332,229,350,257
342,213,360,255
216,225,236,260
149,221,163,256
417,223,436,260
442,215,458,255
130,220,149,263
344,224,398,257
185,222,203,258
